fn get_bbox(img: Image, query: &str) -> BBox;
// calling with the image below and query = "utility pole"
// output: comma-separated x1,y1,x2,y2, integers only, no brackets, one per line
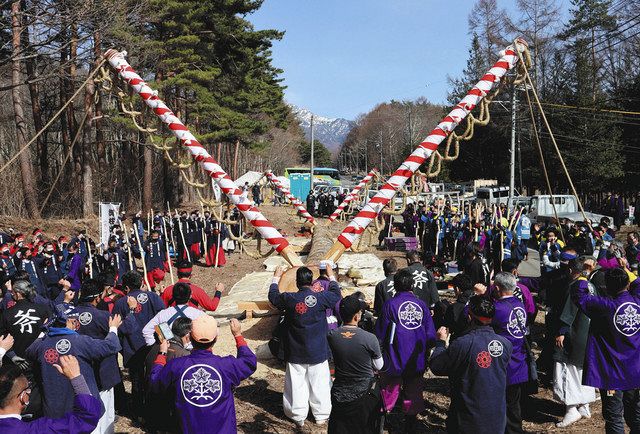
364,139,368,173
379,130,383,175
310,114,314,192
508,85,516,207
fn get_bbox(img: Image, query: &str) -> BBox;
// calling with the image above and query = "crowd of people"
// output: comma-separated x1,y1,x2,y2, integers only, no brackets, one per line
305,189,348,217
0,212,246,433
0,192,639,433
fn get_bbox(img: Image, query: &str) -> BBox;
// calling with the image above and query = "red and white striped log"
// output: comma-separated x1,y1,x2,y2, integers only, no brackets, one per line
325,39,528,262
328,168,377,222
104,49,303,266
265,171,316,225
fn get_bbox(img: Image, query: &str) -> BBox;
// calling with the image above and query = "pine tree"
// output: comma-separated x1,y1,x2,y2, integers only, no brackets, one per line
299,140,332,167
548,0,625,191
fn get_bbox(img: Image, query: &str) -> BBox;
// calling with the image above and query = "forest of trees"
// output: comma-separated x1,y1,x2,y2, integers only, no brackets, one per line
0,0,305,218
338,0,640,195
2,0,639,219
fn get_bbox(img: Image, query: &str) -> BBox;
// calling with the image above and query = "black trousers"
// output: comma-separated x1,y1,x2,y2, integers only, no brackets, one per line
127,347,151,417
328,389,381,434
506,384,524,434
600,389,640,434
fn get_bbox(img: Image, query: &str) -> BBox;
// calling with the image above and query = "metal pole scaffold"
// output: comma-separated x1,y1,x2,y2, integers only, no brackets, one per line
324,39,529,263
328,168,378,222
104,49,303,267
265,171,316,225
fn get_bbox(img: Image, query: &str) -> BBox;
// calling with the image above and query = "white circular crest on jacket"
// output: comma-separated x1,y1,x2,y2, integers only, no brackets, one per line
488,340,504,357
136,293,149,304
398,301,423,330
304,295,317,308
507,307,526,339
56,338,72,354
180,364,223,407
614,302,640,337
78,312,93,326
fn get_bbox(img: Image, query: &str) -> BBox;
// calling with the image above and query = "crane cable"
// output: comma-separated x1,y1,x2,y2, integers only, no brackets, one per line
520,83,565,243
514,43,594,234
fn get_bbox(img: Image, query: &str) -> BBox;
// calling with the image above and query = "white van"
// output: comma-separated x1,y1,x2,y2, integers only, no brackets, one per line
476,186,517,206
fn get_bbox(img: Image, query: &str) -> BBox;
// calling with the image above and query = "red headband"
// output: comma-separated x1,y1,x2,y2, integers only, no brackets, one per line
178,267,192,274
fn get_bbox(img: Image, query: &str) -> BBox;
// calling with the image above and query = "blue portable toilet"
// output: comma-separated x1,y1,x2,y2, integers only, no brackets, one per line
290,173,311,201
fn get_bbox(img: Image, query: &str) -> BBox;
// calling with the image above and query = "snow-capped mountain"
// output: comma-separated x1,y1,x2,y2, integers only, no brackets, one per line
290,105,354,154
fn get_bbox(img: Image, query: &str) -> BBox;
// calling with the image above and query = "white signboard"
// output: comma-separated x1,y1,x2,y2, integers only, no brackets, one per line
99,202,121,247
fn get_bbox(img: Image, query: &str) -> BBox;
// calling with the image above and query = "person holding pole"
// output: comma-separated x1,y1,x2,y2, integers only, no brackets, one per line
133,224,152,291
144,230,166,292
205,218,227,268
163,223,175,286
173,211,191,263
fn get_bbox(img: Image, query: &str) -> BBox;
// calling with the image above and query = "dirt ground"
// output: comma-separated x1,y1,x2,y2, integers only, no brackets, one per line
1,204,608,433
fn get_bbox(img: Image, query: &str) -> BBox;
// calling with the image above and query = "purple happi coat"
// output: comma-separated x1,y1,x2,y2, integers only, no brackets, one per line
375,291,436,377
572,274,640,390
150,345,257,434
0,395,101,434
491,296,529,385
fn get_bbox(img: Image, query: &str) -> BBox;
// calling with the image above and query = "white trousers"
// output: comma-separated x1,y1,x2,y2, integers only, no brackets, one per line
283,361,332,422
92,388,115,434
553,362,596,406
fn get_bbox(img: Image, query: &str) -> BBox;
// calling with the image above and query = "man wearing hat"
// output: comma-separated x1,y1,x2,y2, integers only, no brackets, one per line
73,278,140,433
37,241,64,300
142,282,204,346
327,295,383,433
431,295,513,433
0,243,16,280
204,216,227,268
10,233,25,257
103,237,130,286
144,230,166,291
18,246,46,297
161,262,223,311
150,316,256,434
70,229,89,262
269,265,342,427
25,304,122,420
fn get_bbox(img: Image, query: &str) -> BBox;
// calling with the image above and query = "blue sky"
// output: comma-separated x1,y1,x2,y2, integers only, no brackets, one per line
249,0,544,120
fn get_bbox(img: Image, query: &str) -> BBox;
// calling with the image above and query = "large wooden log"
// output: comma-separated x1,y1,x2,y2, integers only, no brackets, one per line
278,226,334,293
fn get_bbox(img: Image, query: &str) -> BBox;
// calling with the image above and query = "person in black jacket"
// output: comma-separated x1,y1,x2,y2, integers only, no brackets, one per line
464,242,489,286
431,296,513,433
443,274,474,341
373,258,397,317
405,250,439,310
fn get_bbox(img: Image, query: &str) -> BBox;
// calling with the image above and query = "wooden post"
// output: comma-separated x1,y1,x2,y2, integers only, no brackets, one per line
122,222,134,271
164,219,174,285
134,225,151,289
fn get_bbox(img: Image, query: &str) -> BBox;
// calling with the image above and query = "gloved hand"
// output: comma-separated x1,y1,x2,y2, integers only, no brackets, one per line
11,355,30,371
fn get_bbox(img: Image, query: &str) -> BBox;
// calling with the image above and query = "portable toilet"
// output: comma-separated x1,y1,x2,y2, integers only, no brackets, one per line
289,173,311,201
